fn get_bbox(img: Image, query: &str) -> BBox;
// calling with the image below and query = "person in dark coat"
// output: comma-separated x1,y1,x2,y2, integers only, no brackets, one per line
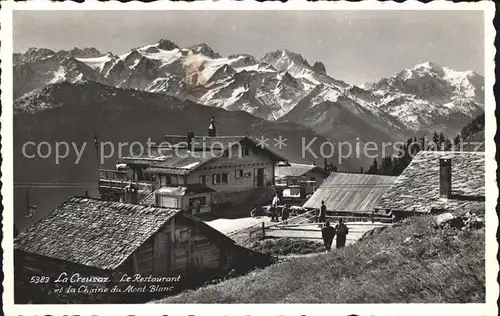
318,200,327,223
335,218,349,249
281,204,290,224
321,221,336,251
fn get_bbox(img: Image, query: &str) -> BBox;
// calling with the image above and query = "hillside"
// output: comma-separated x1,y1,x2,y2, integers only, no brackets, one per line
157,210,485,303
14,81,362,230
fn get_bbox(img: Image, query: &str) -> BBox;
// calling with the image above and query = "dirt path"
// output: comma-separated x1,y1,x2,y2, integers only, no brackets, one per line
265,222,391,247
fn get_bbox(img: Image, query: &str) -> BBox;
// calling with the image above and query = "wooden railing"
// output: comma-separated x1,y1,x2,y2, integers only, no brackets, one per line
226,209,316,238
98,169,155,191
99,169,128,181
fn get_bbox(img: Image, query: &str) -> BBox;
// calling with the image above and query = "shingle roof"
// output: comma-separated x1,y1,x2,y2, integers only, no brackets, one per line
303,172,397,214
275,163,328,179
375,151,485,214
157,184,216,196
14,197,180,270
119,147,219,173
119,135,287,173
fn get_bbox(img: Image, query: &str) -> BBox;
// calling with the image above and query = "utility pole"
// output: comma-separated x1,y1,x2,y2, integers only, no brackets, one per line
25,186,37,227
26,186,32,217
94,132,100,196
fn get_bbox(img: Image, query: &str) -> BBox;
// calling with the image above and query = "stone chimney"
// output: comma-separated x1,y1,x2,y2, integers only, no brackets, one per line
439,158,452,198
208,117,216,137
187,131,195,151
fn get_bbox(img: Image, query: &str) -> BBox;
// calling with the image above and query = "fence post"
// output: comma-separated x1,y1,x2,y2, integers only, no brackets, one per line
262,222,265,237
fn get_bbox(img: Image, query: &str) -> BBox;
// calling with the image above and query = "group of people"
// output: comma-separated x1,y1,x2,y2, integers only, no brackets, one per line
269,196,349,251
270,194,290,223
319,200,349,251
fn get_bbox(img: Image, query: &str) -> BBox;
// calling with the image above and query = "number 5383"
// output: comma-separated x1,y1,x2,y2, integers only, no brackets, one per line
30,276,50,283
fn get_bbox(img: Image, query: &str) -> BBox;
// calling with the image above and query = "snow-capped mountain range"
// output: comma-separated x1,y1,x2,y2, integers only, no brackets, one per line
14,40,484,139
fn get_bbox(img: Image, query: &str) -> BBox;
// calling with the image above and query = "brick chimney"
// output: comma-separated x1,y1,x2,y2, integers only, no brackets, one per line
187,131,195,151
208,117,216,137
439,158,452,198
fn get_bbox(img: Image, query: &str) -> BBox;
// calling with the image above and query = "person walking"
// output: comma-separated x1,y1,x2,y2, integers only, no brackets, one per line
335,218,349,249
271,194,280,222
321,221,336,252
318,200,327,223
282,204,290,224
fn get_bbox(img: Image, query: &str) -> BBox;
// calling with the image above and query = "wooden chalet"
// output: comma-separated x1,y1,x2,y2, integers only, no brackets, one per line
374,151,485,218
303,172,397,217
99,117,287,214
275,162,329,201
14,197,270,303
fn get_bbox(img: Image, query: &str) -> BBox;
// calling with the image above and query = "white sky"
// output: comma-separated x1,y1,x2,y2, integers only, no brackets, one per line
13,10,484,85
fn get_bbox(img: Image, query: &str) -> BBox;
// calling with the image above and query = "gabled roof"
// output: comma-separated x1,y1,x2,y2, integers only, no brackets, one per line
118,135,287,174
121,147,219,174
375,151,485,214
303,172,397,214
275,163,329,179
14,197,181,270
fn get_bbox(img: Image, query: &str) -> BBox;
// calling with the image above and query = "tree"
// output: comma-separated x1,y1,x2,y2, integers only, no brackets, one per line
367,158,379,175
439,132,446,151
443,137,452,151
432,131,439,151
420,136,426,151
379,156,394,175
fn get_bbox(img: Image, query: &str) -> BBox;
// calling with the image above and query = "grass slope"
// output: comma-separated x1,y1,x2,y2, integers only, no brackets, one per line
249,238,325,256
157,215,485,303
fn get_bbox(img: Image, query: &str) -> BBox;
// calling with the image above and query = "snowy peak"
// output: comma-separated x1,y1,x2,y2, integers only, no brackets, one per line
189,43,221,59
14,47,56,64
362,61,484,134
312,61,327,75
262,49,311,72
56,47,103,59
366,61,483,103
157,39,179,51
122,50,144,68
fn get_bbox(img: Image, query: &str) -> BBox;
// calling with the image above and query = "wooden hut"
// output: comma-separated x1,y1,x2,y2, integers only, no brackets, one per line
14,197,269,303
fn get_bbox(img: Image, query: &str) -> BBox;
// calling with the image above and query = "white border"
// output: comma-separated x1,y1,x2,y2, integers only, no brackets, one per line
2,1,497,315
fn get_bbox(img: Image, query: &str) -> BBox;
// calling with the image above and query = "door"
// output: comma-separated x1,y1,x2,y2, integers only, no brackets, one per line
255,168,265,188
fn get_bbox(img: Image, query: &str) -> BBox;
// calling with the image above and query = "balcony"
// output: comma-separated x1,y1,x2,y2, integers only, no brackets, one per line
98,169,154,191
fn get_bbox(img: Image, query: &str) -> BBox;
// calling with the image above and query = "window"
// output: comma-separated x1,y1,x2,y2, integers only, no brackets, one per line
189,197,207,213
213,173,228,184
242,146,250,156
235,170,244,179
212,174,221,184
199,175,207,185
164,175,171,185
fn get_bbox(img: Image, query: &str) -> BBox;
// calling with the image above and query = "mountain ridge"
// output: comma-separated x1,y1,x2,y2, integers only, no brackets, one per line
14,40,484,142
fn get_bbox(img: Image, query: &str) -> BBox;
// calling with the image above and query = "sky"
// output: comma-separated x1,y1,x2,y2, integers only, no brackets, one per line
13,10,484,85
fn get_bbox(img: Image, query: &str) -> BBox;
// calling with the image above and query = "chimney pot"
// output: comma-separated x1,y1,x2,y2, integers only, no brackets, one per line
187,131,195,150
439,158,452,198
